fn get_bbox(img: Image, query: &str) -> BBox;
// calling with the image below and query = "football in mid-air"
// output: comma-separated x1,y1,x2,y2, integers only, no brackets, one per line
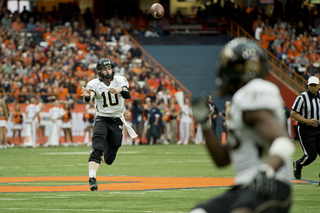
151,3,164,19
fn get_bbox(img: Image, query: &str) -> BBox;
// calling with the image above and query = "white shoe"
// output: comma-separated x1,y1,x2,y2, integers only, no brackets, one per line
71,143,78,147
43,143,49,147
163,141,169,145
86,141,92,147
8,143,15,148
183,141,188,145
177,141,183,145
62,143,69,147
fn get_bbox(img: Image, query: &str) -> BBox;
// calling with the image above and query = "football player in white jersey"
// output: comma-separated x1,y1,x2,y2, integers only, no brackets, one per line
81,58,137,191
190,38,295,213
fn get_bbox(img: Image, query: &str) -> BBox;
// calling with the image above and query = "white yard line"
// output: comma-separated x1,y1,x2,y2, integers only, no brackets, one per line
0,198,28,200
0,208,188,213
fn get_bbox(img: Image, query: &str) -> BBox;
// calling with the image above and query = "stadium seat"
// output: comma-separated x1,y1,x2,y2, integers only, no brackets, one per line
137,81,145,88
40,42,49,48
88,63,97,70
68,43,76,48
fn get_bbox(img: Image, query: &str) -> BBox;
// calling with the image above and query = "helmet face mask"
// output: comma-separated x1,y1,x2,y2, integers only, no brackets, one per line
96,58,115,80
217,38,267,96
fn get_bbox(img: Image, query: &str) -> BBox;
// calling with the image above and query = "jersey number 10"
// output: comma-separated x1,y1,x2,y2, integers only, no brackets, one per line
101,91,119,107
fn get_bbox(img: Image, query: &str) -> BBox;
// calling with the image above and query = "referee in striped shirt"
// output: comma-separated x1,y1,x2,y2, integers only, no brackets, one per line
291,76,320,180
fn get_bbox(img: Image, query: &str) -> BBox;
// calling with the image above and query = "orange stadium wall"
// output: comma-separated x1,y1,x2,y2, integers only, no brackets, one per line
265,73,298,108
6,103,87,145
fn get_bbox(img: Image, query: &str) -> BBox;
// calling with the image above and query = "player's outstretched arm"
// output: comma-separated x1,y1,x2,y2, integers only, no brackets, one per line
81,87,95,103
191,98,230,167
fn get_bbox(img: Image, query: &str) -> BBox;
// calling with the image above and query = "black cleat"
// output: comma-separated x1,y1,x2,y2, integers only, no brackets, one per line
89,177,98,191
293,161,301,179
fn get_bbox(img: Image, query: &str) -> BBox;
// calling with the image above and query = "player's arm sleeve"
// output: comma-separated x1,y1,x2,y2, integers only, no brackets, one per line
121,87,130,99
119,76,130,99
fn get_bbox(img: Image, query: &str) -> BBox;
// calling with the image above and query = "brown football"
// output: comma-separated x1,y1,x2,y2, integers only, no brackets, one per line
150,3,164,19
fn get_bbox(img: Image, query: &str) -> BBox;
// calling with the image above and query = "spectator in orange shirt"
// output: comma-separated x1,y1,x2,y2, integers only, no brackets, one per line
43,27,51,41
130,87,142,102
147,72,159,91
287,45,300,63
11,17,26,32
259,29,277,50
58,85,69,101
294,34,303,52
309,49,320,63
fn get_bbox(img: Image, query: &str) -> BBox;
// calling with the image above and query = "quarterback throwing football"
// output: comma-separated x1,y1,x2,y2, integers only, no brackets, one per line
81,58,137,191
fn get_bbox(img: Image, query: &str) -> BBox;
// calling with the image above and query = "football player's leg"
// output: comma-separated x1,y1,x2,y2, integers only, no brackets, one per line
103,119,123,165
88,119,107,190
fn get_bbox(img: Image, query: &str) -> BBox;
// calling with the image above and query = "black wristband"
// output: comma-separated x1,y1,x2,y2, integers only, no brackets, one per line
84,96,91,102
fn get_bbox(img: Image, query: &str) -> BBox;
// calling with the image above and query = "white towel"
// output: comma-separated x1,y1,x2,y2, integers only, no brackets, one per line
120,116,137,139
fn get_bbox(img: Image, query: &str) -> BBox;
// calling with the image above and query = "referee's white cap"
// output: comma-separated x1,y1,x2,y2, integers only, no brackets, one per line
308,76,319,85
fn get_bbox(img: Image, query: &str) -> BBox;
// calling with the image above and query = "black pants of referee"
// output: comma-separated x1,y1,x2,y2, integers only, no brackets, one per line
295,125,320,168
90,116,123,165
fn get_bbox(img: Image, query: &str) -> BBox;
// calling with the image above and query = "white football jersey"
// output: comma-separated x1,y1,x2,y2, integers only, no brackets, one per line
86,76,129,117
226,78,292,185
26,104,40,120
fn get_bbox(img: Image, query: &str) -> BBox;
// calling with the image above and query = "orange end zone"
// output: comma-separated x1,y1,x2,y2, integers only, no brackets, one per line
0,176,312,193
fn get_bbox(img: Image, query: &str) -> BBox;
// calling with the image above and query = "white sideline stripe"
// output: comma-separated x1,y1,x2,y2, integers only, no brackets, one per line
0,208,188,213
40,152,89,155
162,152,204,155
38,196,69,199
108,192,146,194
0,198,28,200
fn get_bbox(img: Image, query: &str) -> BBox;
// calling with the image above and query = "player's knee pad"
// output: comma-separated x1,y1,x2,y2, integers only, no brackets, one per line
88,149,103,164
104,153,116,165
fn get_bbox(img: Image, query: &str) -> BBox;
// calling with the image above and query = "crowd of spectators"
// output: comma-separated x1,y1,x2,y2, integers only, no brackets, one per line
0,2,187,145
248,0,320,79
1,0,319,145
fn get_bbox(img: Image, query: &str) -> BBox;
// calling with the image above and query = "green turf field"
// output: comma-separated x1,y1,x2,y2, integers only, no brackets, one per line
0,142,319,213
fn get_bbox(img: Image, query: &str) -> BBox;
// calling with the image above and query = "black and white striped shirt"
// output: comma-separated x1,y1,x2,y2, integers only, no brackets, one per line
292,91,320,124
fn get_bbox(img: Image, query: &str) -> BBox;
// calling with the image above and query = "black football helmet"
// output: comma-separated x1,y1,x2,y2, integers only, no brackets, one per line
96,58,115,80
216,37,267,96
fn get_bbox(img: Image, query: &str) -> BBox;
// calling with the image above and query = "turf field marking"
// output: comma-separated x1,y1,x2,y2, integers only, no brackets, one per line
108,192,146,194
162,152,205,155
0,198,28,200
0,176,312,193
0,208,187,213
40,152,89,155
